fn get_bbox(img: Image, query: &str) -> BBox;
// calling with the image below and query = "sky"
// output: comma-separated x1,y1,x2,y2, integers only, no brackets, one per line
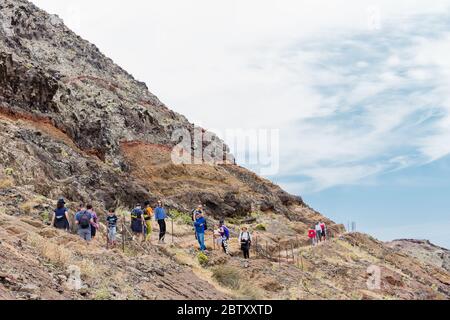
31,0,450,248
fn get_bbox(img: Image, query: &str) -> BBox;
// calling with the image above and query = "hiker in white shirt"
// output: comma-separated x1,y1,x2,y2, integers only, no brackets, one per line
315,223,323,243
239,227,252,259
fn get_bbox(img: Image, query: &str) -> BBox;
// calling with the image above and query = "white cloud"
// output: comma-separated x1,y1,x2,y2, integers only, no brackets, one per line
31,0,450,194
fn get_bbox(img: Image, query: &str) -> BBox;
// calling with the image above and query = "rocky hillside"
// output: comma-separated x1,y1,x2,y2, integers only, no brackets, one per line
387,239,450,273
0,0,315,220
0,0,449,300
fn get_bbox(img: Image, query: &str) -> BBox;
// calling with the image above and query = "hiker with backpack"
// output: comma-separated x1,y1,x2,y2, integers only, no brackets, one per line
106,208,118,249
154,201,167,244
320,221,327,241
219,220,230,255
143,201,154,243
75,204,94,243
308,227,317,246
239,227,252,259
52,198,70,232
194,211,207,252
131,204,145,242
87,204,99,240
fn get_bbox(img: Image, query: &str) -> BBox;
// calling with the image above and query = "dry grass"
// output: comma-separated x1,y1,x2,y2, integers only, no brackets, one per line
237,283,265,300
77,258,99,279
93,287,112,300
0,177,13,189
27,233,73,267
212,265,241,290
27,233,103,280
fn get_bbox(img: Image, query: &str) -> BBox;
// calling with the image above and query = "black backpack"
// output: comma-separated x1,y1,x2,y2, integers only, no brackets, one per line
79,211,90,229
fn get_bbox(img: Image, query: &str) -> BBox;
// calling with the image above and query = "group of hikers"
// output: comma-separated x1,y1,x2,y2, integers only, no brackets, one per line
191,204,253,260
51,199,253,260
308,221,328,246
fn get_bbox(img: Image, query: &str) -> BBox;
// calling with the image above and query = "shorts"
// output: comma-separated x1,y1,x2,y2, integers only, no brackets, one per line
108,226,117,242
54,218,69,230
131,219,143,233
78,228,92,241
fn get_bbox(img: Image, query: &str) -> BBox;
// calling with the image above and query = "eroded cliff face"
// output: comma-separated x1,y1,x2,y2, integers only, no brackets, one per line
0,0,307,219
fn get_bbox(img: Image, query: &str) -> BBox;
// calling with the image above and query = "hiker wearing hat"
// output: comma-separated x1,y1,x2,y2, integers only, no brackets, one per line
239,226,252,259
52,198,71,232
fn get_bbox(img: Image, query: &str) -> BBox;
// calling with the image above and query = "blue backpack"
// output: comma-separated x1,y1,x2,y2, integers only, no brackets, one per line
222,226,230,239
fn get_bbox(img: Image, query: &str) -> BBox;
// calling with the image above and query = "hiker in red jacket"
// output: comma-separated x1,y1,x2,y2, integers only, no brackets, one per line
308,228,317,246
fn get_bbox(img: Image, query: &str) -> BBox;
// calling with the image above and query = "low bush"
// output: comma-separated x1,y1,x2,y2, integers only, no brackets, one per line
170,210,192,225
197,252,209,267
255,224,267,231
212,265,241,289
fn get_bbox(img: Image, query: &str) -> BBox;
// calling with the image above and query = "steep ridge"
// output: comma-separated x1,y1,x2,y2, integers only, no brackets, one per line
0,0,309,219
0,0,449,300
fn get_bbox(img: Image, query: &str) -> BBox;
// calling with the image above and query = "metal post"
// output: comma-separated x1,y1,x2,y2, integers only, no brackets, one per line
291,243,295,264
171,218,174,244
278,244,281,267
121,212,126,253
285,245,288,262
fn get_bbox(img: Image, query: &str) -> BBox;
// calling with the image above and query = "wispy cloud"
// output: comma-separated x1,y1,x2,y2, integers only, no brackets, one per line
273,11,450,193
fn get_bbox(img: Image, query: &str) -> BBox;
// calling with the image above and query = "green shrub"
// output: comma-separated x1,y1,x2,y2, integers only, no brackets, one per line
255,224,267,231
4,168,14,176
93,288,112,300
226,217,241,225
212,265,241,289
170,210,192,225
197,252,209,267
41,210,50,224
